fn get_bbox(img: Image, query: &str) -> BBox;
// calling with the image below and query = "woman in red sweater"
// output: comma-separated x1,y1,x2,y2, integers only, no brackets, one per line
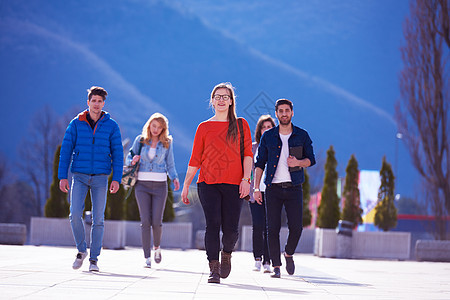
181,82,253,284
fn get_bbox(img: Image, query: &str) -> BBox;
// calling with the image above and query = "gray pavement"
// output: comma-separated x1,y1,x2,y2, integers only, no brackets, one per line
0,245,449,299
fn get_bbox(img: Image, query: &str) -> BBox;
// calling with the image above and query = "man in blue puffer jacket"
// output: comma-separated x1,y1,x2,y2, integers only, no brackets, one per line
58,86,123,272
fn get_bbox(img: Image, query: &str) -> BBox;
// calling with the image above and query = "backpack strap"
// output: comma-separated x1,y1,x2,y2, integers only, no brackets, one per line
137,137,144,155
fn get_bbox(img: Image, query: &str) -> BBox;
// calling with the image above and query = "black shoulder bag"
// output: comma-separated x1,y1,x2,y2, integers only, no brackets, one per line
121,138,143,190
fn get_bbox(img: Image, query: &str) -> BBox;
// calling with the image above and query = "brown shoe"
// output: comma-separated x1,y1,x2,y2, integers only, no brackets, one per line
220,250,232,278
208,260,220,283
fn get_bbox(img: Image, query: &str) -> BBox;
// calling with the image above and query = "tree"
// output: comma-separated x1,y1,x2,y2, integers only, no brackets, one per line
105,174,125,220
44,145,69,218
341,154,363,228
374,157,398,231
302,168,312,227
396,0,449,238
0,181,38,226
18,106,66,216
434,0,450,48
163,177,175,222
316,145,340,228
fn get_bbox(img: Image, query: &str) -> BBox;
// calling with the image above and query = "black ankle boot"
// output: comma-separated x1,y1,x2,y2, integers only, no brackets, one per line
208,260,220,283
220,250,232,278
271,267,281,278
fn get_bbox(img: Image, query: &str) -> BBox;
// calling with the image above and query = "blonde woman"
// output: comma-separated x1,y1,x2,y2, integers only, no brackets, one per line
126,113,180,268
181,82,253,284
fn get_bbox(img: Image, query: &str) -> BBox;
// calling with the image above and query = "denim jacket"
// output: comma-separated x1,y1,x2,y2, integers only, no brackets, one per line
125,135,178,180
255,124,315,186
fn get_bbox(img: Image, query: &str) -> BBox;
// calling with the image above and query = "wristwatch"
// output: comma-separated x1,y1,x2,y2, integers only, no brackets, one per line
254,188,260,192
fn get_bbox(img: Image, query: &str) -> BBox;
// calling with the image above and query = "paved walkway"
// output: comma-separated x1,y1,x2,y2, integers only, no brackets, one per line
0,245,449,299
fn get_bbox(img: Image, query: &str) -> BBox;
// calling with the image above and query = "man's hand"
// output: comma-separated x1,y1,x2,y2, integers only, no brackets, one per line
253,190,263,205
288,156,311,168
110,181,120,193
59,179,70,193
287,155,301,168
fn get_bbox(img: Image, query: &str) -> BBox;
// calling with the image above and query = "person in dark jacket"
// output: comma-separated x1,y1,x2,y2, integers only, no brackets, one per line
249,115,275,273
58,86,123,272
253,99,315,278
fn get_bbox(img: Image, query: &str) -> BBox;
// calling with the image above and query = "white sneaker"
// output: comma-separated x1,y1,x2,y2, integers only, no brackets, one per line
263,263,271,273
89,260,99,272
253,258,262,271
72,252,87,269
145,257,152,268
154,248,162,264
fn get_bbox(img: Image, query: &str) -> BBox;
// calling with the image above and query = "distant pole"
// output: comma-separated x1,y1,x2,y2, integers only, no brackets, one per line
395,133,403,200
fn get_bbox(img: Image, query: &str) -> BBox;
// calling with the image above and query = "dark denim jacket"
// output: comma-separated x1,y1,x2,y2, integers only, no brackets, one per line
255,124,315,186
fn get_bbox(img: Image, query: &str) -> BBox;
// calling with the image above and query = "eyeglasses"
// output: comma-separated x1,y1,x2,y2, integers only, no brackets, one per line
213,94,231,101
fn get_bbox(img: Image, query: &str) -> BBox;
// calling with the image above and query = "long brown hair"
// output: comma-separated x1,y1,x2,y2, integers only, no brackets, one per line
210,82,238,143
255,115,276,144
141,112,172,148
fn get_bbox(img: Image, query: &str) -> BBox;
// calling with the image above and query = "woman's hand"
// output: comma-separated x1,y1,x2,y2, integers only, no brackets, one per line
239,180,250,199
173,178,180,191
181,186,190,205
180,166,199,205
131,155,141,165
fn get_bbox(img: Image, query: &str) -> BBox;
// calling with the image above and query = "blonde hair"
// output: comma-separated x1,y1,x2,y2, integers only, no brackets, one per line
141,113,172,148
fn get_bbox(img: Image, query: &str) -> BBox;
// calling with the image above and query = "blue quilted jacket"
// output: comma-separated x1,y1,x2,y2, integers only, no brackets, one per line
58,110,124,182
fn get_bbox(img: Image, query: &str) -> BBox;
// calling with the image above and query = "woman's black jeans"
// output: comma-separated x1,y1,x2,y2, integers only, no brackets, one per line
197,182,243,262
265,184,303,267
249,192,270,265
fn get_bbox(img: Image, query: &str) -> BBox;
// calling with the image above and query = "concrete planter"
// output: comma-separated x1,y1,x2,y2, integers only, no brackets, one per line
415,240,450,262
314,227,411,260
0,223,27,245
30,217,76,246
125,221,192,250
241,225,315,253
352,231,410,260
30,217,126,249
314,228,337,257
101,220,126,249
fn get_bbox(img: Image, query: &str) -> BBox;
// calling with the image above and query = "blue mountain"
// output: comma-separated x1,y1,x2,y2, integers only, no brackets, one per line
0,0,416,196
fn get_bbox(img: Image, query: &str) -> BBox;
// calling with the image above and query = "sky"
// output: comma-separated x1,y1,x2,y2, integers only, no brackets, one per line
167,0,415,193
0,0,420,199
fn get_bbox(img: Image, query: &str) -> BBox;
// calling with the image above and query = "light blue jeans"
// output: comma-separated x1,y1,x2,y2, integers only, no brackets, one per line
69,173,108,262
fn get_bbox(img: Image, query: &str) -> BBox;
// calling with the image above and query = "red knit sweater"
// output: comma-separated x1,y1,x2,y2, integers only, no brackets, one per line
188,119,253,185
